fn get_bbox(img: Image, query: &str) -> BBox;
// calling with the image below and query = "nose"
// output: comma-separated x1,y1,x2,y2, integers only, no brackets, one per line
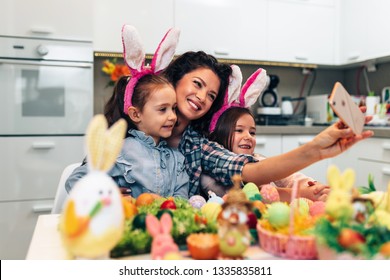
195,90,207,102
168,108,177,121
243,131,252,140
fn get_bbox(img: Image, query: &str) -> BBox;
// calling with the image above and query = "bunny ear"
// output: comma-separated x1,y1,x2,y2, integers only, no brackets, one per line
327,165,341,189
146,214,161,237
150,28,180,73
122,25,145,72
160,213,173,234
240,68,267,108
340,168,355,191
86,115,108,171
227,65,243,104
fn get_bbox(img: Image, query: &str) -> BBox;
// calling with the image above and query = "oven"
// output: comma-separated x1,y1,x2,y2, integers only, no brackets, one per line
0,36,93,135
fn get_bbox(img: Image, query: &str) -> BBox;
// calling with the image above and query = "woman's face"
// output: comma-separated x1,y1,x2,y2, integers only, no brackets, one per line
175,68,221,122
231,113,256,155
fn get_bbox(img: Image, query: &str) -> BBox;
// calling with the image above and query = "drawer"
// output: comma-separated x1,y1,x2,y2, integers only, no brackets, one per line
355,138,390,163
0,136,84,201
0,199,53,259
356,159,390,192
255,135,282,157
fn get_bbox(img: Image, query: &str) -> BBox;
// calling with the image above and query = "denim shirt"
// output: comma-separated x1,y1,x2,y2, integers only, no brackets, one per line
65,129,189,199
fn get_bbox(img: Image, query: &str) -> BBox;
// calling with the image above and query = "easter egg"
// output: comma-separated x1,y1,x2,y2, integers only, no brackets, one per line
290,198,310,216
267,202,290,229
243,182,259,199
189,195,207,209
132,213,147,230
136,193,158,207
260,184,280,204
309,201,326,217
201,202,222,222
160,199,177,210
246,212,258,229
156,209,173,220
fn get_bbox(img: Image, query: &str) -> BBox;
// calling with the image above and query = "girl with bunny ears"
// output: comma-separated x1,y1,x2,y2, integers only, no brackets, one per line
200,66,330,202
66,25,189,199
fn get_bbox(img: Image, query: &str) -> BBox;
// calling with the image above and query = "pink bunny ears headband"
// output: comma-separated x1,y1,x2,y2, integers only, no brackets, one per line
122,25,180,114
209,65,268,132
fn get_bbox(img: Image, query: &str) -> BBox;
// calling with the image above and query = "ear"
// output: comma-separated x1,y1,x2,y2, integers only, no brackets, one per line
327,165,341,189
122,25,145,72
160,213,173,234
240,68,267,108
127,106,141,123
151,28,181,73
146,214,161,237
226,65,243,104
341,168,355,191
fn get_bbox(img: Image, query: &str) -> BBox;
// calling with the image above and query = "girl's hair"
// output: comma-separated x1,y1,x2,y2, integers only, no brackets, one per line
104,74,172,132
209,107,255,151
163,51,232,136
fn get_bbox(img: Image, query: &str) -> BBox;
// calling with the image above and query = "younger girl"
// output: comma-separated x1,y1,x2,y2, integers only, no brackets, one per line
203,106,329,202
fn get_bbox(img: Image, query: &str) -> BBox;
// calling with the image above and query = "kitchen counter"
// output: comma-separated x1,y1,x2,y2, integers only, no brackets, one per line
256,125,390,138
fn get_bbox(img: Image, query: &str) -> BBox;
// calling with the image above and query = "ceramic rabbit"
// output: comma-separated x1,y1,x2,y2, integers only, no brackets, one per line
59,114,127,259
146,213,179,260
325,165,355,220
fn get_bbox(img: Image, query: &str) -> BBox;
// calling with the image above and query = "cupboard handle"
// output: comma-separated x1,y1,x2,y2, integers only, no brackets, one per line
382,143,390,150
255,138,266,146
382,168,390,176
32,204,53,213
298,138,312,145
347,54,360,61
32,142,55,149
295,55,308,61
214,50,229,56
30,27,54,35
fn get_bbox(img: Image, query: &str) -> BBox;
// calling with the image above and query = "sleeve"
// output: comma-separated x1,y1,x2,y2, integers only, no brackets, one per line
65,164,88,193
179,126,258,193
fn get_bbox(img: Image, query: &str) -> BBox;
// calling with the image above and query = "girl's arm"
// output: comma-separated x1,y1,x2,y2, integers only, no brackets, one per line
65,164,87,193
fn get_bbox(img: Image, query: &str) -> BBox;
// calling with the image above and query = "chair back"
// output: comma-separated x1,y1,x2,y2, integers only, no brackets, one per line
51,162,81,214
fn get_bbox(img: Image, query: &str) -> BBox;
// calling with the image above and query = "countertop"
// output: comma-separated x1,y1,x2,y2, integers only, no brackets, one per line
256,125,390,138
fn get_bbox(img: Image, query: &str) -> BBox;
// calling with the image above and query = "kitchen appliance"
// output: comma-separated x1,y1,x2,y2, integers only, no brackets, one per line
306,94,332,124
0,36,93,259
258,74,279,108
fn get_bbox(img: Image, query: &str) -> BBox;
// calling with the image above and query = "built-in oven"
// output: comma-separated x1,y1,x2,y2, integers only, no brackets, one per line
0,36,93,135
0,36,93,259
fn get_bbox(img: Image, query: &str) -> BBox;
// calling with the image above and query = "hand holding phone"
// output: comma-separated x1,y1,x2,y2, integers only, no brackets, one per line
328,82,365,135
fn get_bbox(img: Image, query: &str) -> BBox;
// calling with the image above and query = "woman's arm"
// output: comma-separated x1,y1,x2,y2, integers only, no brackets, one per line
242,120,373,186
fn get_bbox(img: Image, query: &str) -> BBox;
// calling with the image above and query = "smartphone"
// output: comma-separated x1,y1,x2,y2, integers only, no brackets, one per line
328,82,365,135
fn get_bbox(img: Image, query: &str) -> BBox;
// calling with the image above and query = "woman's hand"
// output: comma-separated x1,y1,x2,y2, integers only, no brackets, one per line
311,107,374,160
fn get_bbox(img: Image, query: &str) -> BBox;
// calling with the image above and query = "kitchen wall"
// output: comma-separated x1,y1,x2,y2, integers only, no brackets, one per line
93,56,390,117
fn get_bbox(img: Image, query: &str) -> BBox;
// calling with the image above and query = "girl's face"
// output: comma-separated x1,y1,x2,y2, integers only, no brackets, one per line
136,85,177,143
175,68,221,122
231,113,256,155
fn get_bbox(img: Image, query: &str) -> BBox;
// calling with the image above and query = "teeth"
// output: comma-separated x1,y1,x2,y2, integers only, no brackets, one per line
188,100,199,110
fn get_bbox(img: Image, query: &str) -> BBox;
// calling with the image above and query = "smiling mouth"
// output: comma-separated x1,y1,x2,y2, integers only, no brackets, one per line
187,99,201,111
238,145,252,149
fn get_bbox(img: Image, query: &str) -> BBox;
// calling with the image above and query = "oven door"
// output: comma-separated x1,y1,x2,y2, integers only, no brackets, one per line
0,59,93,135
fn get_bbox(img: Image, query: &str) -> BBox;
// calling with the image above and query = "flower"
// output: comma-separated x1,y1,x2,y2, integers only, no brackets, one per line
101,58,131,87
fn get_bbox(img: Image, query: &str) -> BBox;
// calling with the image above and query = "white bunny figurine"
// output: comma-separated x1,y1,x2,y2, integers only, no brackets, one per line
146,213,180,260
59,114,127,259
209,65,268,132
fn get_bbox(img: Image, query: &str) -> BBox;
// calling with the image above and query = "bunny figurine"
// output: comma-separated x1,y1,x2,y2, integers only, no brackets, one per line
146,213,180,260
59,114,127,259
325,165,355,221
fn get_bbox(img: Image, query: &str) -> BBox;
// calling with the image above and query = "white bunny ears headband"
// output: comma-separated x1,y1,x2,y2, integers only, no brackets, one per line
122,25,180,113
209,65,268,132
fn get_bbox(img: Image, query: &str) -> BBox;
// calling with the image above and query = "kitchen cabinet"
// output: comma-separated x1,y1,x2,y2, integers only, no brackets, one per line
339,0,390,64
254,135,282,157
93,0,174,53
0,0,94,40
331,138,390,191
0,136,85,259
267,0,337,65
174,0,267,60
282,135,329,183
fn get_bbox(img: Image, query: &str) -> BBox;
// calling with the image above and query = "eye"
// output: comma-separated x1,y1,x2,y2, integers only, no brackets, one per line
250,131,256,136
159,107,167,112
194,80,201,88
235,128,243,133
207,92,217,102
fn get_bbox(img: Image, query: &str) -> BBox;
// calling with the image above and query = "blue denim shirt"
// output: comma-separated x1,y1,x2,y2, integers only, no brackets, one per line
65,129,189,199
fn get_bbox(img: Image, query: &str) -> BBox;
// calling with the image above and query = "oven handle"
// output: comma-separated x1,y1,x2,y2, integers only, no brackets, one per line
0,58,92,68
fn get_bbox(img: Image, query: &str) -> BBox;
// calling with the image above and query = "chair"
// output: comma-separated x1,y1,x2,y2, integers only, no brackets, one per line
51,162,81,214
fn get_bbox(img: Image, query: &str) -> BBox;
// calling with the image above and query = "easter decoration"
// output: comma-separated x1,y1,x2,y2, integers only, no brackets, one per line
59,114,127,259
218,175,252,259
315,165,390,259
145,213,180,260
257,179,318,259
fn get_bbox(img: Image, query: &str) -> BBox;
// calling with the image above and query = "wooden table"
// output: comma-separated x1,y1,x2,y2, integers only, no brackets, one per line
26,214,280,260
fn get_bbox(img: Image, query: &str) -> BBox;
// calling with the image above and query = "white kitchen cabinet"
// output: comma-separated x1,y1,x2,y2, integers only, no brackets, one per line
93,0,174,53
254,135,282,157
174,0,267,60
330,138,390,190
267,0,337,65
0,0,94,40
282,135,329,183
339,0,390,64
0,136,85,259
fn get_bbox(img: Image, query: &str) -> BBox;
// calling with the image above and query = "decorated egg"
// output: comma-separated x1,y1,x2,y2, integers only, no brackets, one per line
290,198,310,216
243,182,259,199
260,184,280,204
189,195,207,209
267,202,290,229
201,202,222,222
309,201,326,217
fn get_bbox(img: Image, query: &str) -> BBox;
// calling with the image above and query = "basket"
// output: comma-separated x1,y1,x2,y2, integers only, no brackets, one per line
257,181,317,259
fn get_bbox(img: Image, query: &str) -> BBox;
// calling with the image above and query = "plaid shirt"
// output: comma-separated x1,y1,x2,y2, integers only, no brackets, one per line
179,126,257,196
